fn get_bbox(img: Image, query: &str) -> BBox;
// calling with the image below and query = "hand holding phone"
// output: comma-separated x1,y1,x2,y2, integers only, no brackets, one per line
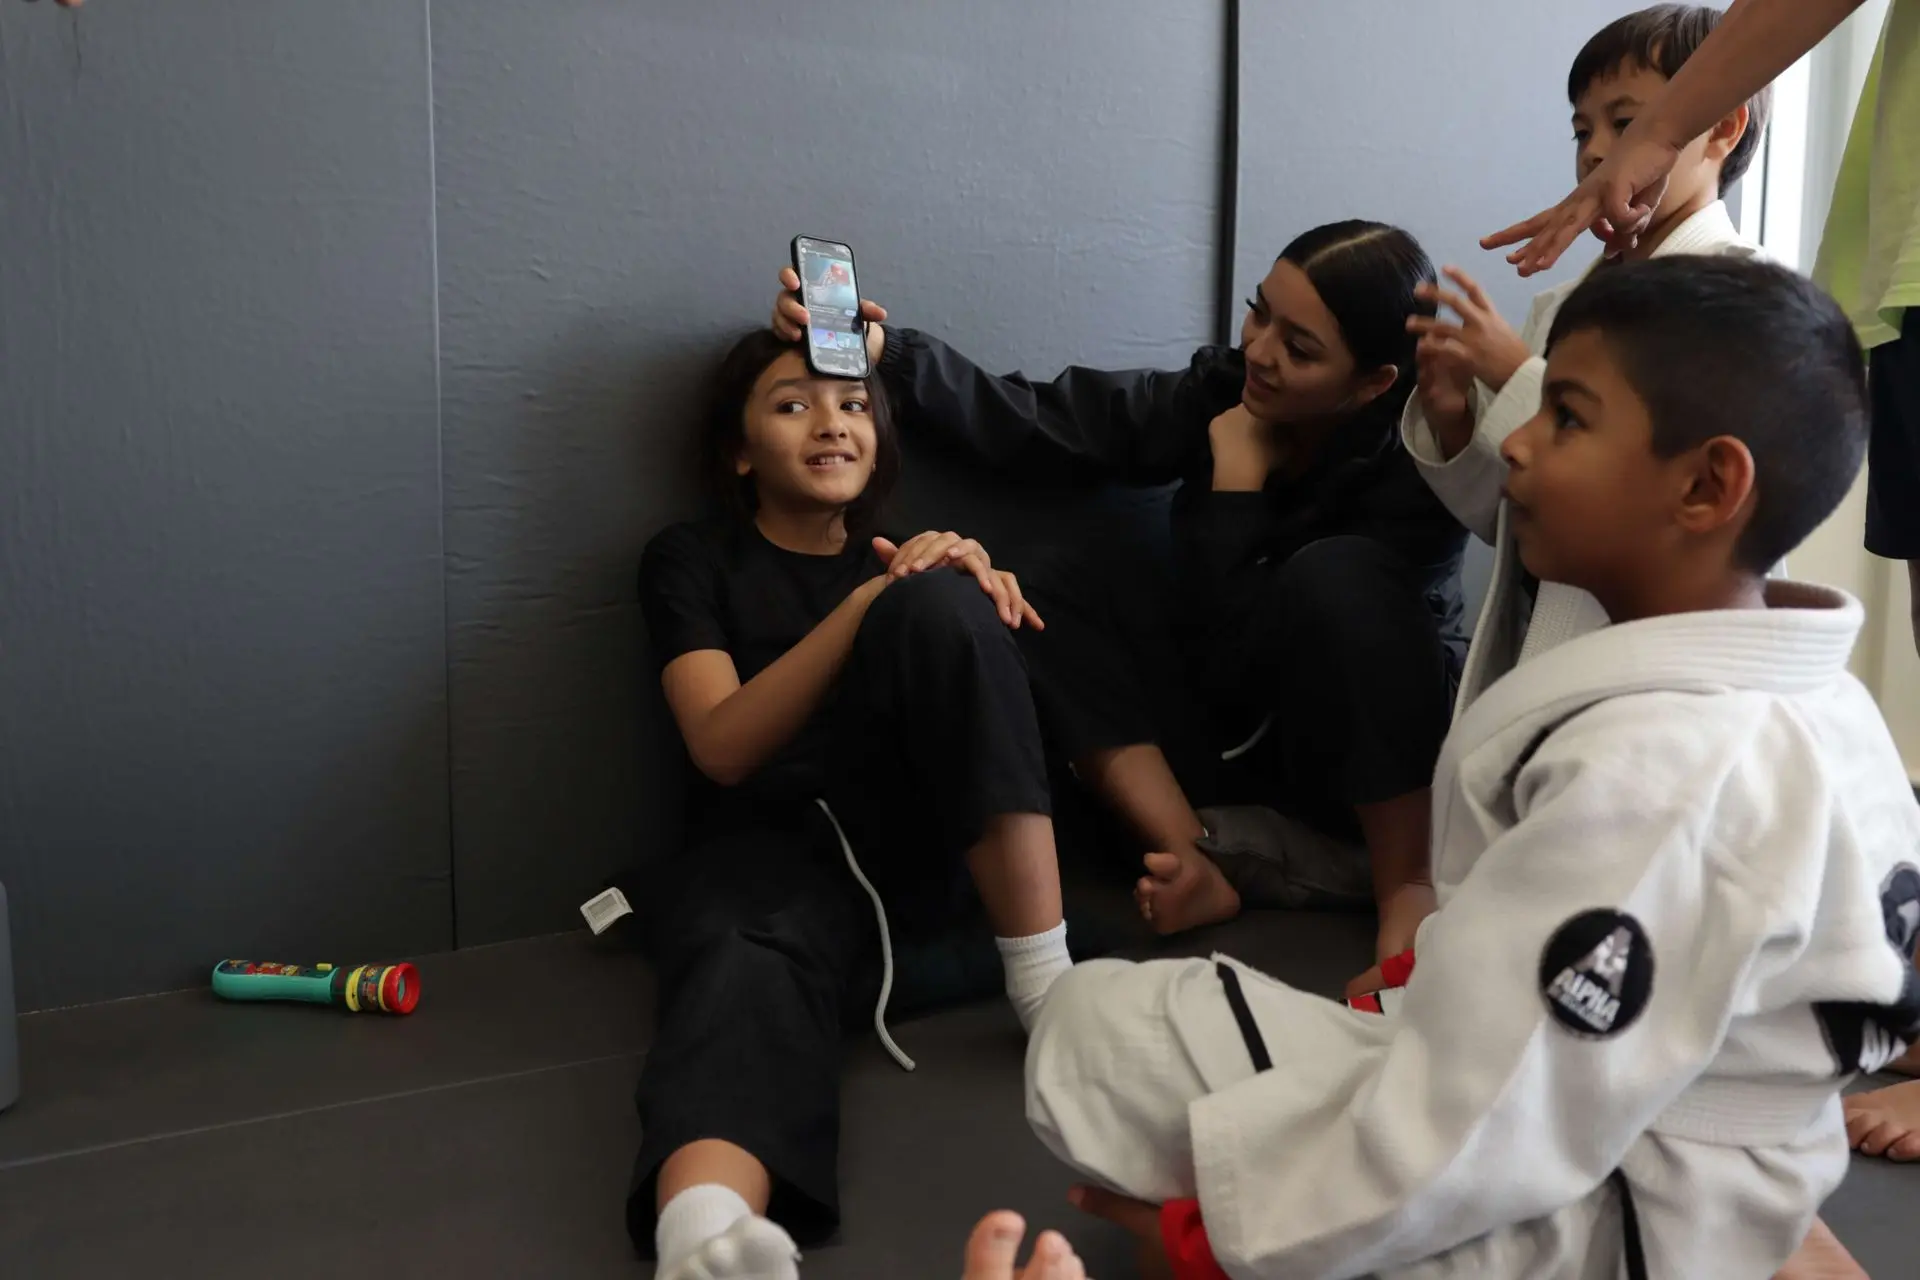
787,236,882,379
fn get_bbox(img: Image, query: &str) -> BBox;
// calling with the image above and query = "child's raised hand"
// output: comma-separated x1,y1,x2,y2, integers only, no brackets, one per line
1413,329,1476,461
1407,268,1532,393
871,533,1044,631
773,266,888,367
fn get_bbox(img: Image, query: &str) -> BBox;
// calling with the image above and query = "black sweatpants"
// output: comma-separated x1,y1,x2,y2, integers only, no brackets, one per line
626,570,1053,1251
1021,535,1459,843
1867,307,1920,560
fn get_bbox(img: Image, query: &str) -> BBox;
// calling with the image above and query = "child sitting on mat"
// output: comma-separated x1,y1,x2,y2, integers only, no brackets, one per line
1023,257,1920,1279
631,330,1072,1280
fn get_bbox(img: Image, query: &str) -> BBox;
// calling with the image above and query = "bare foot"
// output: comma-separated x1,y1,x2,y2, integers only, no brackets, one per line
1772,1216,1868,1279
962,1211,1089,1280
1845,1075,1920,1160
1375,882,1438,961
1137,847,1241,936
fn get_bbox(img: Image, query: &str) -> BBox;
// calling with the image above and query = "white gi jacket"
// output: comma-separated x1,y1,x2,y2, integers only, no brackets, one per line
1175,584,1920,1278
1400,203,1762,714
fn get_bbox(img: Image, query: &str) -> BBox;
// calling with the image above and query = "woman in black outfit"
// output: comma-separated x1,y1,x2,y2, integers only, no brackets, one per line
774,220,1468,966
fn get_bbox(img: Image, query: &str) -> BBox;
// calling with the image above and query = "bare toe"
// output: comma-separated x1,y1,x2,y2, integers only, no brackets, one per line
964,1212,1026,1280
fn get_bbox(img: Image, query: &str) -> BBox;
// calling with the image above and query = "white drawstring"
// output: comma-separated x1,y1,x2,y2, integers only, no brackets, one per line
814,798,915,1072
1220,713,1274,762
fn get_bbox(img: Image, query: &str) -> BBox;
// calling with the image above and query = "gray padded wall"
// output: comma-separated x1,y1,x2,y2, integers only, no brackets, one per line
1,2,1688,1004
0,3,450,1009
430,0,1225,944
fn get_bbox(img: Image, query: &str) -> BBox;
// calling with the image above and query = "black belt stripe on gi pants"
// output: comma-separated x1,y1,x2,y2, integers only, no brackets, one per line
1211,963,1650,1280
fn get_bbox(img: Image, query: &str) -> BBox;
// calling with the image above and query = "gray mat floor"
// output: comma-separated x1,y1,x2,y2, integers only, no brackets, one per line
0,913,1910,1278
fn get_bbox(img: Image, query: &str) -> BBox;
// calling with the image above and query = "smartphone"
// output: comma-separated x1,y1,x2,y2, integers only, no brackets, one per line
791,235,870,380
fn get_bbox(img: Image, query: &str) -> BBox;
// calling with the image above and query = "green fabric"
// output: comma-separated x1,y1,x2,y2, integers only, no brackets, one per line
1814,0,1920,349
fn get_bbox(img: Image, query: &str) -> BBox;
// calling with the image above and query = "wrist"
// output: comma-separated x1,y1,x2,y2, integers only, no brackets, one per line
1483,362,1519,394
1211,451,1268,491
1433,406,1476,460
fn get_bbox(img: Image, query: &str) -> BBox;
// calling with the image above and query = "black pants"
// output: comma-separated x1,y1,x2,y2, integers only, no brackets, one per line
626,571,1052,1251
1868,307,1920,560
1021,535,1459,842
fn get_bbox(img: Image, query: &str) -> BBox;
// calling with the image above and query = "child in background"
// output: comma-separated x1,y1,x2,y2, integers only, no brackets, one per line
1026,258,1920,1279
1401,3,1768,720
631,331,1072,1280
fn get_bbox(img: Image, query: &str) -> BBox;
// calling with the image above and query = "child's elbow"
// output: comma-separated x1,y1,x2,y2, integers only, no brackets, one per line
687,740,752,789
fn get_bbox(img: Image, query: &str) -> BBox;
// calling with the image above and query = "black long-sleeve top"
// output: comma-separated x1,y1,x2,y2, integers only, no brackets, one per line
875,328,1469,668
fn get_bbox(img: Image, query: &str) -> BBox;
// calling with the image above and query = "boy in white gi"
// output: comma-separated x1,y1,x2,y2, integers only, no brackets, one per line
1402,4,1768,718
1025,257,1920,1279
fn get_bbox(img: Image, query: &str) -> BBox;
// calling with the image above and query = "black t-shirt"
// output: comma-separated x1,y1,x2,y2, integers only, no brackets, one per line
639,517,881,816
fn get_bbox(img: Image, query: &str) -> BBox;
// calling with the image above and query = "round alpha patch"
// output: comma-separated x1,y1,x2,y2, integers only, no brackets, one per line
1538,909,1654,1039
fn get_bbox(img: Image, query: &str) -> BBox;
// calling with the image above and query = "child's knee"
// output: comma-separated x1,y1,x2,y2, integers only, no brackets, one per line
1023,958,1211,1203
862,569,1002,642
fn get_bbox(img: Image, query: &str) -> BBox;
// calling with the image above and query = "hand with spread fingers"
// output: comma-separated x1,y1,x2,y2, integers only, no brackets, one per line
1480,134,1677,277
1407,267,1531,393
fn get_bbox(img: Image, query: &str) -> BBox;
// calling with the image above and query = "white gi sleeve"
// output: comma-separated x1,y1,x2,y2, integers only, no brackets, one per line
1186,696,1812,1280
1397,290,1555,547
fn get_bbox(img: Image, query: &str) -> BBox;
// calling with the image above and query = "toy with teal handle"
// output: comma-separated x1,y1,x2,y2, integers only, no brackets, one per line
211,960,419,1015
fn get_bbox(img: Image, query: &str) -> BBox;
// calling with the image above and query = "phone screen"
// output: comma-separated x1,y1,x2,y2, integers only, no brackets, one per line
794,237,869,379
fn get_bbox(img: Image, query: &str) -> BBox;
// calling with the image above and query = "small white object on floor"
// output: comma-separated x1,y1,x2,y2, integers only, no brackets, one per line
579,886,633,935
997,921,1072,1031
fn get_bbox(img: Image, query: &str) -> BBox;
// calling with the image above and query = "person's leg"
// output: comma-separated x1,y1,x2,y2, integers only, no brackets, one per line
1019,546,1237,934
628,819,871,1262
1026,951,1363,1205
1025,958,1246,1203
1227,536,1456,960
1079,743,1241,935
1909,559,1920,661
1865,310,1920,657
834,570,1069,1026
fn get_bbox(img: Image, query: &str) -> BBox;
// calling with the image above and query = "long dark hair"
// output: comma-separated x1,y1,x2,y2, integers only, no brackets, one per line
1276,219,1436,423
697,328,900,537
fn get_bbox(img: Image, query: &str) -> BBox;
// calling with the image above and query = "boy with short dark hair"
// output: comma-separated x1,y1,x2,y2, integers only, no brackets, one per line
1403,3,1772,719
1026,257,1920,1280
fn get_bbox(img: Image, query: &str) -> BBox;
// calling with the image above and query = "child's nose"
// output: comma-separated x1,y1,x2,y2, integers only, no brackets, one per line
1502,416,1542,467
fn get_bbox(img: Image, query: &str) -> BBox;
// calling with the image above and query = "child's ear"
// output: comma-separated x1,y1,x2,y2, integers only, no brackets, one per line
1351,363,1401,410
734,452,753,478
1704,103,1750,167
1675,435,1757,539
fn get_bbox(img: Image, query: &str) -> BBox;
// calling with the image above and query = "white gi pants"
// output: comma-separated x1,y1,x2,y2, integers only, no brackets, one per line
1025,957,1843,1280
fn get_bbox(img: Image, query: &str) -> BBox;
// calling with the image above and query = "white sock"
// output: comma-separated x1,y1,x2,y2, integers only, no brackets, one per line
997,921,1072,1031
656,1185,753,1274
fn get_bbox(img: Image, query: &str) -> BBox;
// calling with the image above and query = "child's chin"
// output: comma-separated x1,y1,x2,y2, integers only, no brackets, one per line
1512,535,1554,584
798,471,870,504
